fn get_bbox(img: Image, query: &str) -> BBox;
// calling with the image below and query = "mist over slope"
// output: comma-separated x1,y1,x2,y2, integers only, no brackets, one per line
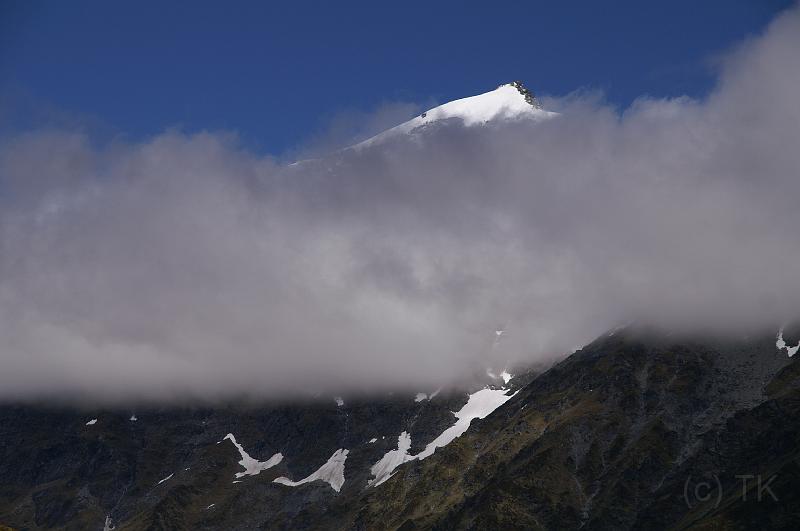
1,7,799,401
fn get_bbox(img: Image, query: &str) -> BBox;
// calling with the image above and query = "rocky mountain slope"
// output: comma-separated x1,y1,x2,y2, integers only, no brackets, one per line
1,324,798,530
0,367,536,530
345,325,800,530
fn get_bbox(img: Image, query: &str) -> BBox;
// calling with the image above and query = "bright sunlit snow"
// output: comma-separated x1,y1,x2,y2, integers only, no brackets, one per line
85,419,97,425
357,84,555,148
222,433,283,478
273,449,349,492
156,473,173,485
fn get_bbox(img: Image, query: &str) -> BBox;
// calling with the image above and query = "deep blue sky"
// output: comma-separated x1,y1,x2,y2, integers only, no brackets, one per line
0,0,794,154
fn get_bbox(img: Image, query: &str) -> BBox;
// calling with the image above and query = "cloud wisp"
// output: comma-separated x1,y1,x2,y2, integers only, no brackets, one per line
1,8,799,401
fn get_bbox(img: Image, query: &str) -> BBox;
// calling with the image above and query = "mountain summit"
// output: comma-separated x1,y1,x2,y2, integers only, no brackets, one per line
356,82,554,148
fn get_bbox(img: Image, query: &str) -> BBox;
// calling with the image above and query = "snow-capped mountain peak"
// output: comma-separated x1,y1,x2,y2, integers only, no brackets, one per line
411,81,545,126
356,81,554,148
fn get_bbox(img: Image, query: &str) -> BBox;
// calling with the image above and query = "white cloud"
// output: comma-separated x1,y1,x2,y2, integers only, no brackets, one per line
1,7,799,401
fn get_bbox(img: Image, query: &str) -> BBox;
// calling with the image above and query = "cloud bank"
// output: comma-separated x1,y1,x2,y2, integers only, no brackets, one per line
1,7,799,401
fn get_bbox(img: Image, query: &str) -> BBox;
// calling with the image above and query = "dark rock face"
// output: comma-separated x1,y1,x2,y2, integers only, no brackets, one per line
509,81,543,109
1,326,799,530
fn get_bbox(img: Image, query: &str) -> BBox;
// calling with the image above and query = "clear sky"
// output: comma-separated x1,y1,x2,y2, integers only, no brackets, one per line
0,0,794,154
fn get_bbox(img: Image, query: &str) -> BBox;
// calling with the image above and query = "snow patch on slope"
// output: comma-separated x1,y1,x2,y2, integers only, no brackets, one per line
368,431,413,487
415,387,516,460
368,387,516,486
273,449,349,492
487,368,514,384
777,327,799,357
222,433,283,478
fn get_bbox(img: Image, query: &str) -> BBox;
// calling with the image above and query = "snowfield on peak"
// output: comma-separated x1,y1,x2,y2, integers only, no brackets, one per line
355,83,555,148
